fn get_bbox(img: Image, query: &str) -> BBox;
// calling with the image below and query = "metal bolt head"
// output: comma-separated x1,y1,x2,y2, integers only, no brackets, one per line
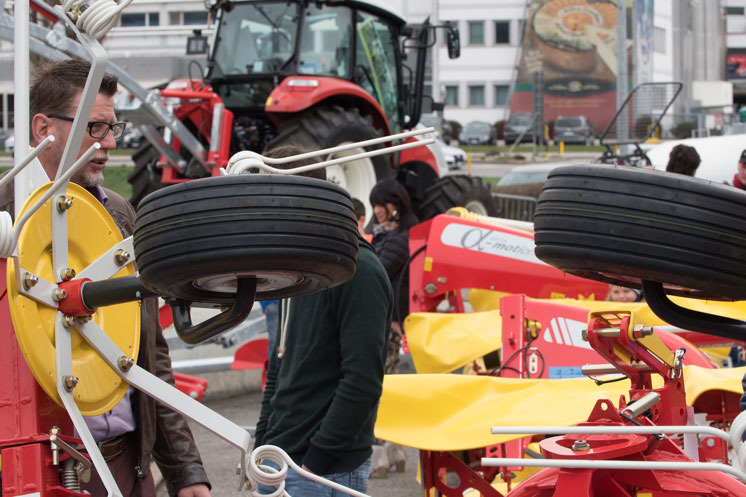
56,195,73,212
424,282,438,295
581,329,588,341
571,439,590,451
114,249,131,266
118,355,135,372
632,325,654,338
63,375,79,390
52,288,68,301
76,314,93,324
62,315,75,328
23,272,39,290
59,267,76,281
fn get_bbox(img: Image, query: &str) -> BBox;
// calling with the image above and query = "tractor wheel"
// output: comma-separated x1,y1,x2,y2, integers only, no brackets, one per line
128,143,166,209
269,105,392,220
133,174,358,304
534,164,746,300
418,175,498,220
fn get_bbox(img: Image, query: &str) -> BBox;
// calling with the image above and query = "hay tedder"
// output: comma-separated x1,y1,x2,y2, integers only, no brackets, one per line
373,164,746,496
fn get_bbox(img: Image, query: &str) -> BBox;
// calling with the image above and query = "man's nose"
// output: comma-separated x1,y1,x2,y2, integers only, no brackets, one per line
99,130,117,150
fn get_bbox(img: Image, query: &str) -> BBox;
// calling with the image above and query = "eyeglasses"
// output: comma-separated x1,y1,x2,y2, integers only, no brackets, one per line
47,115,127,140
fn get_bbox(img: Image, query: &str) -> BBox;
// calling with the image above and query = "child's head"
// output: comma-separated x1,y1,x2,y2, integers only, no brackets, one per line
351,198,366,235
607,284,641,303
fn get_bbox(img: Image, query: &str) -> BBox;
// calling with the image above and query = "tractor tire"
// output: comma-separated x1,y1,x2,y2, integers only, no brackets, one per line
128,143,166,209
133,174,358,304
269,105,392,219
533,164,746,300
418,175,498,220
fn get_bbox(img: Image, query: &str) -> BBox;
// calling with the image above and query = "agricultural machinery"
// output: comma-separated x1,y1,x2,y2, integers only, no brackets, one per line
114,0,498,221
374,163,746,497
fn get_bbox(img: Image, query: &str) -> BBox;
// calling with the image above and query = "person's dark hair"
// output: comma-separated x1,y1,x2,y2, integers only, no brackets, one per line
369,178,418,229
351,198,365,220
30,59,119,117
665,144,701,176
262,143,326,180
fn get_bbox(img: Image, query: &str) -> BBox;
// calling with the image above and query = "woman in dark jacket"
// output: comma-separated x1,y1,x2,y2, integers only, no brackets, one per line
369,178,418,477
369,178,418,374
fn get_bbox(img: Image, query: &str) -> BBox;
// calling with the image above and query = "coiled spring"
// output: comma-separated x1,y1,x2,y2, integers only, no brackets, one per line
62,0,134,39
245,444,368,497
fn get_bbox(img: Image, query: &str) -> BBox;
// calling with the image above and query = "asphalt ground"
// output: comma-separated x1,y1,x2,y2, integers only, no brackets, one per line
175,369,422,497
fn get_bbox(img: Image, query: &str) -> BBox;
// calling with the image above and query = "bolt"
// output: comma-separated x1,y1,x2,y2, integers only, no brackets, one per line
63,375,79,391
62,315,75,328
581,329,588,341
632,325,654,338
56,195,73,212
436,277,447,284
114,249,130,266
59,267,76,281
52,288,68,301
571,439,590,451
424,283,438,295
23,272,39,290
118,355,135,372
76,315,93,324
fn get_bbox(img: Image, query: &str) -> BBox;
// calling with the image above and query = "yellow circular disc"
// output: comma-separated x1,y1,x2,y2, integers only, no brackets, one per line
7,183,140,416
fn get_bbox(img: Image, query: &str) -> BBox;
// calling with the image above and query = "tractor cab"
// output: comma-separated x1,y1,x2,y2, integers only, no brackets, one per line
204,0,458,140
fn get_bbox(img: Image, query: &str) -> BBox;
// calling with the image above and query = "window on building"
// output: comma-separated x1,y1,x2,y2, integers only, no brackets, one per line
169,12,180,25
654,26,666,54
468,21,484,45
495,21,510,44
183,11,208,25
120,12,160,27
494,84,509,106
120,13,146,27
445,85,459,106
469,85,485,106
727,6,745,15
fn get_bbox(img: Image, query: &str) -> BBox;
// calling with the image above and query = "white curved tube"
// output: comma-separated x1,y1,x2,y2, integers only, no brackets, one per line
246,445,370,497
62,0,134,39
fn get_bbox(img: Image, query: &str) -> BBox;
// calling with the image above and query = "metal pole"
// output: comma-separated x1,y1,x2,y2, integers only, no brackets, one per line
14,0,30,219
616,0,629,145
431,0,440,111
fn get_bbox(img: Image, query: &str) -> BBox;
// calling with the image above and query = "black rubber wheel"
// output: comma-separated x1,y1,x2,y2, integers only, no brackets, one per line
419,175,498,220
128,144,166,208
269,105,392,211
534,164,746,300
133,174,358,304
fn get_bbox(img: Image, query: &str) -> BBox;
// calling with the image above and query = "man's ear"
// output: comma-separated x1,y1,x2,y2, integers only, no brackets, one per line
30,113,52,145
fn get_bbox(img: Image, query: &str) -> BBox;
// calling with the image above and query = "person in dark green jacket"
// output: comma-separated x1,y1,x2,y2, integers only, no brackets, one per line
254,145,393,495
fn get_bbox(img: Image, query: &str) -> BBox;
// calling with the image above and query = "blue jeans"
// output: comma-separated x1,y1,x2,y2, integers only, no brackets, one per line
257,457,371,496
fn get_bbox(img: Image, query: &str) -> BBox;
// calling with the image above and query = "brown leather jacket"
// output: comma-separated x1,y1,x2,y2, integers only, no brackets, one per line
0,180,210,496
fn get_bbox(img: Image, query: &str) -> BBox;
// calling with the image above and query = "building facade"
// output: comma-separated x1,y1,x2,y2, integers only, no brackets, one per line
0,0,730,134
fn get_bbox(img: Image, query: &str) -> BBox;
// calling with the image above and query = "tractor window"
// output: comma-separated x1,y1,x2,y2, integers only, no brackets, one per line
212,2,299,76
299,6,352,78
355,12,400,132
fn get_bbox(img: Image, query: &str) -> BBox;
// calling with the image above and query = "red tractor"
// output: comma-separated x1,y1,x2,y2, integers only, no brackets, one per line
122,0,496,220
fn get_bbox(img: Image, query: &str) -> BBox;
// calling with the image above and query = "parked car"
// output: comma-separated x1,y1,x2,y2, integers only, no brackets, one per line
121,127,143,149
459,121,495,145
419,114,453,143
554,115,595,145
503,112,537,144
436,138,467,170
3,132,13,152
496,163,560,187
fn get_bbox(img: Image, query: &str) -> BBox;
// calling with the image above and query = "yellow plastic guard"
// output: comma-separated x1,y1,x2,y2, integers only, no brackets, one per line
375,366,746,450
7,183,140,416
405,311,501,374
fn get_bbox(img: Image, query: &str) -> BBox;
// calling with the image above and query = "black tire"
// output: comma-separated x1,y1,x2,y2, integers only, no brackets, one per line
418,175,498,220
133,175,358,304
534,164,746,300
269,105,391,208
128,144,166,208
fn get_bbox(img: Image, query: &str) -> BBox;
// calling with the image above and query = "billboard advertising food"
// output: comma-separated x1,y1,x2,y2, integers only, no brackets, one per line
511,0,640,132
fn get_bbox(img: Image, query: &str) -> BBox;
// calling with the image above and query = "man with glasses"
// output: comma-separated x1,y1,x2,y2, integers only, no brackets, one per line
0,59,212,497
